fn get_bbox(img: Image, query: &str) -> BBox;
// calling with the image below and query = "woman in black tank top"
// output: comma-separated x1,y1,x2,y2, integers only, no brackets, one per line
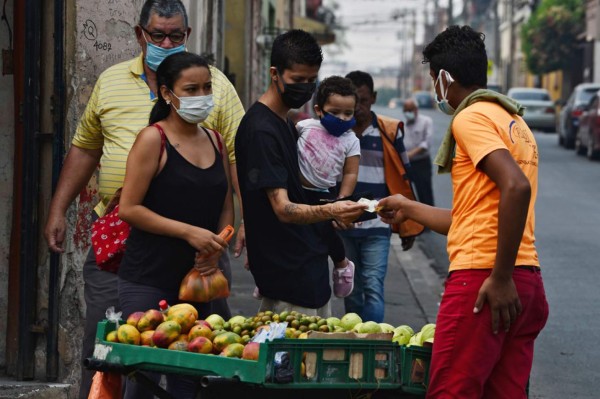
117,53,233,399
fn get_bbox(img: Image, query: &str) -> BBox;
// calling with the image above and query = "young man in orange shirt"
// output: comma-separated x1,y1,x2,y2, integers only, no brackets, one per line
378,26,549,398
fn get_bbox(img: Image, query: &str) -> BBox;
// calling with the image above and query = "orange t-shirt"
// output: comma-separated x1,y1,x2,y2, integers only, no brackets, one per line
447,101,539,272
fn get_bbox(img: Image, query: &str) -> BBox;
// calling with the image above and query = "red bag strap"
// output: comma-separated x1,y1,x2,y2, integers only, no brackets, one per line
151,123,167,162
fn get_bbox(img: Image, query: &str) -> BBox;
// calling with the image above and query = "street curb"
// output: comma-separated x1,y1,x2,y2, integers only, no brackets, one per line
389,235,444,324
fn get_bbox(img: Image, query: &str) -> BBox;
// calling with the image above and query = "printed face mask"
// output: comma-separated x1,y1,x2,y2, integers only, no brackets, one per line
171,92,214,124
434,69,456,116
143,32,187,71
276,73,316,109
320,111,357,137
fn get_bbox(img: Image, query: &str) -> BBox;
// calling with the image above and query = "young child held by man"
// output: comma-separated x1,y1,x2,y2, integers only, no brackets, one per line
296,76,361,298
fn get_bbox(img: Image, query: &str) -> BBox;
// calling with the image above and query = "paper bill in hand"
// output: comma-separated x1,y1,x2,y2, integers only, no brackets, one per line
358,198,382,213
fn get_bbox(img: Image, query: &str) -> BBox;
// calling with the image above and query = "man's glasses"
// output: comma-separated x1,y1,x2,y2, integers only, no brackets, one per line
140,26,186,44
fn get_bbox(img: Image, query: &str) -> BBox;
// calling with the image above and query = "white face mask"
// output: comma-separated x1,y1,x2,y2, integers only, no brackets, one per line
170,92,214,123
404,111,416,122
434,69,456,115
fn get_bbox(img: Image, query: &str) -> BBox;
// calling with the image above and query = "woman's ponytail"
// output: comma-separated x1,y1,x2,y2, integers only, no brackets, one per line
149,98,171,124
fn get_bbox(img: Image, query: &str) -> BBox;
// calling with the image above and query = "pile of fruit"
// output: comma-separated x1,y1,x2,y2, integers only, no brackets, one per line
106,303,435,361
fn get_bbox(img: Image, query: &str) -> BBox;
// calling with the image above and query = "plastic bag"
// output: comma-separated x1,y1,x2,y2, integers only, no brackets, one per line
87,371,121,399
178,226,234,302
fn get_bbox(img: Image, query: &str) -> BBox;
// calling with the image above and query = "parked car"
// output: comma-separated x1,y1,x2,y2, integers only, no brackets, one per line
574,91,600,160
506,87,556,132
557,83,600,149
413,91,434,109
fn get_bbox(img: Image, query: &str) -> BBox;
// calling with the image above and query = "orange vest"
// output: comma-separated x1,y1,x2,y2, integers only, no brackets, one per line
376,115,425,238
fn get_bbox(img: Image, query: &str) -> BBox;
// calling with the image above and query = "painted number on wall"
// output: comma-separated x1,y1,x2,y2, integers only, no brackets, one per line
93,41,112,52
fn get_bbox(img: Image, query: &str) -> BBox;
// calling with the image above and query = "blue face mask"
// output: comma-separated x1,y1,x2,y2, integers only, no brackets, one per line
144,36,187,71
320,112,357,137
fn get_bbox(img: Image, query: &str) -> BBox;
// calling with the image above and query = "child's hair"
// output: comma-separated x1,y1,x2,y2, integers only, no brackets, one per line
345,70,374,94
149,52,210,124
422,25,487,88
270,29,323,74
315,76,358,110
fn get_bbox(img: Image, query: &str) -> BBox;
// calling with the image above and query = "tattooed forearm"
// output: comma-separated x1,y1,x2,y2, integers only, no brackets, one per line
267,187,333,224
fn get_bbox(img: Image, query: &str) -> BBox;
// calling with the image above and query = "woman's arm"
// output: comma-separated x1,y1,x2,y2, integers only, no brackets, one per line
119,126,226,255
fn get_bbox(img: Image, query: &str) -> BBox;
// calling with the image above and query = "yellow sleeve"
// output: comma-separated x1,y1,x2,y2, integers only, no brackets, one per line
204,66,245,164
72,77,104,149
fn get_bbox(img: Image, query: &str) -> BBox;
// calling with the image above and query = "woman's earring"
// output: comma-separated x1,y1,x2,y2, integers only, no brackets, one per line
166,99,171,105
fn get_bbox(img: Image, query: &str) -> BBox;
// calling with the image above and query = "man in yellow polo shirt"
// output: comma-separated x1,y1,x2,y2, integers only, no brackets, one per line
378,26,548,398
43,1,244,398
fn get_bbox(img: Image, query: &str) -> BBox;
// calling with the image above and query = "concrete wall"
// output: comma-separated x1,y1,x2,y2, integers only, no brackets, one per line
0,0,14,371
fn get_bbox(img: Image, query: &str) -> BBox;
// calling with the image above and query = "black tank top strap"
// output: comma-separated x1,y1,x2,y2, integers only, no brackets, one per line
200,126,223,155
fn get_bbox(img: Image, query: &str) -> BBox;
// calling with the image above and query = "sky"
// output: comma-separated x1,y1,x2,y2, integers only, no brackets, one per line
320,0,457,76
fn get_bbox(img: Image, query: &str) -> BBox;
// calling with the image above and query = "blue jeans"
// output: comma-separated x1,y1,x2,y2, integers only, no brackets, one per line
341,234,390,322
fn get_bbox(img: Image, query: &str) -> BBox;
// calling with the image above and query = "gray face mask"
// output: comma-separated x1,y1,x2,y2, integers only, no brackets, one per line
171,92,214,124
434,69,456,116
404,111,416,122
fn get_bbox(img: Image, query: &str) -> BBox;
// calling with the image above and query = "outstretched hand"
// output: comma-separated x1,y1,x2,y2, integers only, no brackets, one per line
377,195,410,225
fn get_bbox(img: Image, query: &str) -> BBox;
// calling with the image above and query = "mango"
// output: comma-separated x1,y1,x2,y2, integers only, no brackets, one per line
212,331,241,353
168,303,198,320
168,340,189,351
152,320,181,348
167,307,197,334
188,336,213,354
106,330,119,343
220,343,244,358
140,330,154,346
117,324,140,345
137,309,164,332
241,342,260,360
205,314,225,330
126,311,145,327
188,324,212,341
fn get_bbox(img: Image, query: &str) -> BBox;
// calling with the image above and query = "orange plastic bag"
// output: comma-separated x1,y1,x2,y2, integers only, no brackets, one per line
179,226,235,302
88,371,121,399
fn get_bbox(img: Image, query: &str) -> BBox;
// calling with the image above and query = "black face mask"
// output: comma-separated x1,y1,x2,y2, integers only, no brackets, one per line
276,75,316,109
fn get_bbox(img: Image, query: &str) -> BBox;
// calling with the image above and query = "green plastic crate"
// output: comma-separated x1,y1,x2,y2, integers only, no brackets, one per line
92,321,406,391
262,338,401,389
400,345,432,395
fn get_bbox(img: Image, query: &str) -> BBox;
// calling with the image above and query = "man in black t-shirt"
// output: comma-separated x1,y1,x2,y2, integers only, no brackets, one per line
235,30,366,315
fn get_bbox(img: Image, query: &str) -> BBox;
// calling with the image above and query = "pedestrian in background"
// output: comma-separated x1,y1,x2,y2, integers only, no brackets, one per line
340,70,419,323
42,1,244,397
235,30,366,317
378,25,548,398
403,98,435,206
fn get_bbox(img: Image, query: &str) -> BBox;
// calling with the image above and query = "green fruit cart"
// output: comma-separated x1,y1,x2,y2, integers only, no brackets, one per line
88,321,431,399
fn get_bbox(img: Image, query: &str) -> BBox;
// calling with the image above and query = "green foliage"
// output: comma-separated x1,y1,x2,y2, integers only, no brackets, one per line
521,0,585,74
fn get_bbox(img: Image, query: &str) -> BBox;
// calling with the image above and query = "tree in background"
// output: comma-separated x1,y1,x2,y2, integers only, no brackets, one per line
521,0,585,75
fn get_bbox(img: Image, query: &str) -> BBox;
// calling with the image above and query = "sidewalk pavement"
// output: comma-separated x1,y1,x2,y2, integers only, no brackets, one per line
227,232,446,331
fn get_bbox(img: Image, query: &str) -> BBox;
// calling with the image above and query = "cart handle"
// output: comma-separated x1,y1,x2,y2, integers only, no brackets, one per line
200,375,241,388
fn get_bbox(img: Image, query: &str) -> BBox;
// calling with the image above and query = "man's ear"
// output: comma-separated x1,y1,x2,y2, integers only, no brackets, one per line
269,67,278,82
372,91,378,104
135,25,145,46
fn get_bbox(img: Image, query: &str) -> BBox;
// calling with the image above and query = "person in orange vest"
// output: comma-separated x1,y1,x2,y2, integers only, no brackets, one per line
340,71,423,323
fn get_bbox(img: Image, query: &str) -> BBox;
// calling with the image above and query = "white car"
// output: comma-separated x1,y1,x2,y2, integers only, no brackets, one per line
507,87,556,132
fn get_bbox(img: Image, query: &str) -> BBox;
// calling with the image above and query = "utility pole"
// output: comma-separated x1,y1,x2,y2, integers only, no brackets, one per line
507,0,515,90
448,0,453,25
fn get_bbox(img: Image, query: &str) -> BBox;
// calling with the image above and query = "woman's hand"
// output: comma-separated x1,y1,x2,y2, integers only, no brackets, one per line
185,227,228,257
193,251,222,276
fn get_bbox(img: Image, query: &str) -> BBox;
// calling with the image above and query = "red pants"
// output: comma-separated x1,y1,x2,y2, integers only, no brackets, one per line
426,268,549,399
